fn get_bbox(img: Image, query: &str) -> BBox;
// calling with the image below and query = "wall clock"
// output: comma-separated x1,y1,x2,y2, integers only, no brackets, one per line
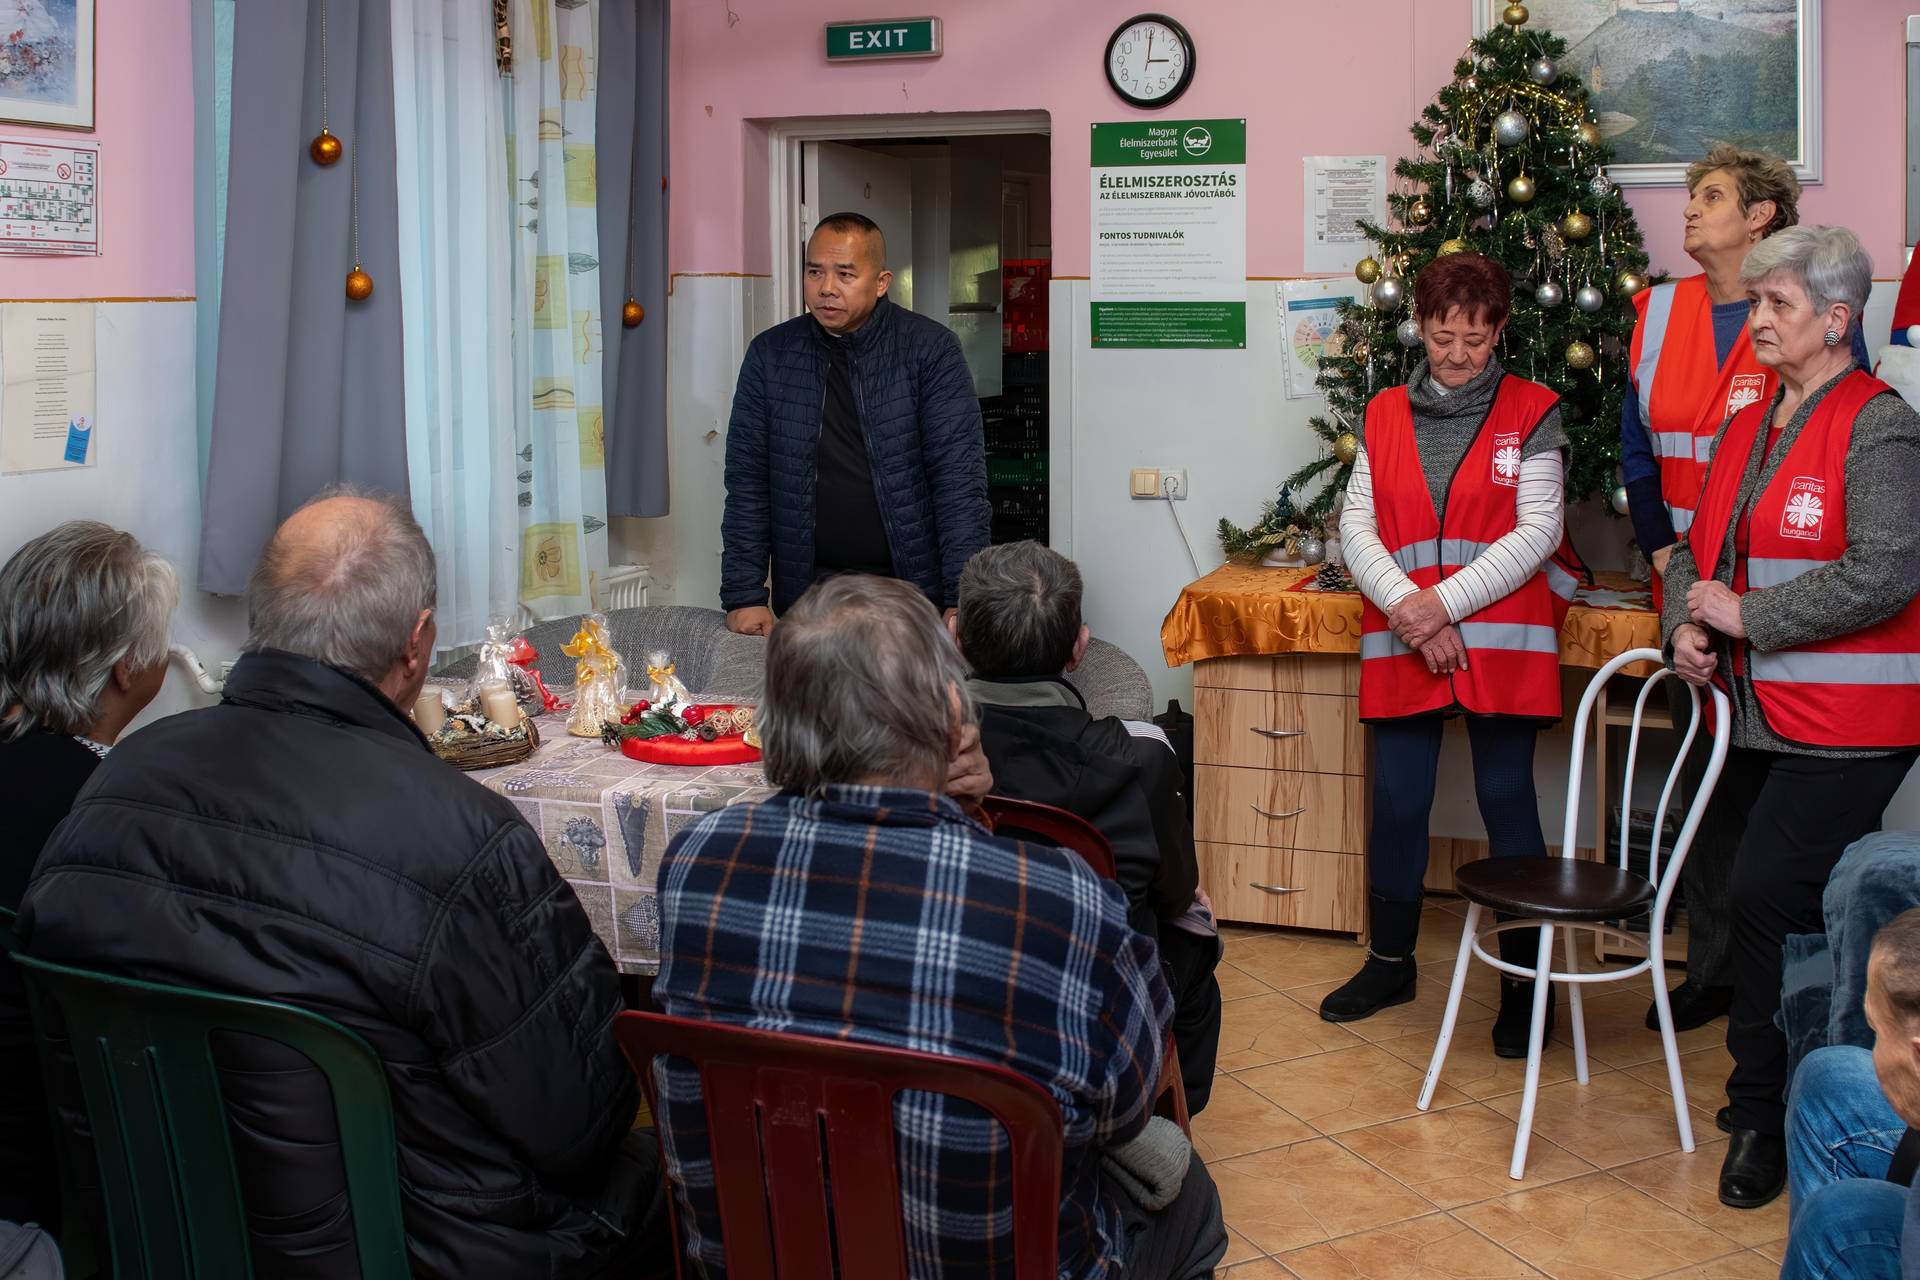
1104,14,1195,110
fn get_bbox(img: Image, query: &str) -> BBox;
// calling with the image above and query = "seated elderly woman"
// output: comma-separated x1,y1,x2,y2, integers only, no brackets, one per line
0,520,178,1231
1662,225,1920,1210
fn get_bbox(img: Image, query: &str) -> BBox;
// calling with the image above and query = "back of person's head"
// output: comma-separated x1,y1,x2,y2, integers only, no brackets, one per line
954,541,1083,679
761,574,971,796
0,522,179,741
1869,908,1920,1122
245,488,436,685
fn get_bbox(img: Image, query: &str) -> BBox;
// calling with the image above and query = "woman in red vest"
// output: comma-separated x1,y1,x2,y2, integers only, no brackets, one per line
1324,253,1580,1059
1665,225,1920,1210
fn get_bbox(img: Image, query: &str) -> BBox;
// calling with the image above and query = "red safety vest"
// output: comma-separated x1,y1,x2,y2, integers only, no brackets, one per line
1358,376,1583,722
1688,369,1920,750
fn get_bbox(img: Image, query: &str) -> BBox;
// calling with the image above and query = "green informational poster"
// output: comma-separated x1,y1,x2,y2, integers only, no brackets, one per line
1089,119,1247,349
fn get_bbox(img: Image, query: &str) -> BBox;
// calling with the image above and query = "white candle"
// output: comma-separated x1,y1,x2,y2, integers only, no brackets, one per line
479,681,521,729
414,689,447,735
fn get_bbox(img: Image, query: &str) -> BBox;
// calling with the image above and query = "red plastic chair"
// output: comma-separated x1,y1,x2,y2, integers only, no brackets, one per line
614,1010,1064,1279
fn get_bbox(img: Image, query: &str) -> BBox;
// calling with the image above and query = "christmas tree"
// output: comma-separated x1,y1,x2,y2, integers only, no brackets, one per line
1268,2,1655,532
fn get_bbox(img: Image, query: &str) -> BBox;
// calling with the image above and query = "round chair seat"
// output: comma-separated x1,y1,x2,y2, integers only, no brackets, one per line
1453,856,1655,922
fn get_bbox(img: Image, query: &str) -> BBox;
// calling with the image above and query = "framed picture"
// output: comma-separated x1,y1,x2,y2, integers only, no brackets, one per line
1472,0,1820,187
0,0,95,131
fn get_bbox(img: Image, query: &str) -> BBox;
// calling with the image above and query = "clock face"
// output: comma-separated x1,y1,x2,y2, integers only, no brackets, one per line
1105,15,1194,109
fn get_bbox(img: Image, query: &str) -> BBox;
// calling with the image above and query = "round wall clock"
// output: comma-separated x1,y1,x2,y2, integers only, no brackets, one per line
1105,14,1195,109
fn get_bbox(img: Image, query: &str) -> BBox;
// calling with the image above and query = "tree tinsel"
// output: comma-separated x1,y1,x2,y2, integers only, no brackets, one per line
1278,15,1659,528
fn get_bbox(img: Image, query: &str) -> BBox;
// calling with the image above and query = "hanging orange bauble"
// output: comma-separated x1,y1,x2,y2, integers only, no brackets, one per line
310,128,344,166
345,267,374,301
621,297,644,328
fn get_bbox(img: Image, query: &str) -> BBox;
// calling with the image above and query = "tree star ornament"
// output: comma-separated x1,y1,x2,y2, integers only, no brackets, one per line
1565,340,1597,370
1503,2,1530,25
1493,109,1531,146
1333,432,1360,465
1355,256,1383,285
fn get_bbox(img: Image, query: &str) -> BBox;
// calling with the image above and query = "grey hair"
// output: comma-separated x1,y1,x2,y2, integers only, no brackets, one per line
760,575,973,797
0,521,179,740
1740,224,1873,337
955,541,1083,679
244,486,437,684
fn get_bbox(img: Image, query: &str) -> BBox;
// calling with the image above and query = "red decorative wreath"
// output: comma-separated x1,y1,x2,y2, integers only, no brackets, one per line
608,703,762,766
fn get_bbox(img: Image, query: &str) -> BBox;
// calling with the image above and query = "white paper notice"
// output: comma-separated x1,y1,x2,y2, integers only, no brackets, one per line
1303,155,1386,275
1,303,98,474
1277,279,1362,400
0,138,99,257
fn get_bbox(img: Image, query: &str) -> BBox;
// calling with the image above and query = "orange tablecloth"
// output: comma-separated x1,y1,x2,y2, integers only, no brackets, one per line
1161,564,1662,676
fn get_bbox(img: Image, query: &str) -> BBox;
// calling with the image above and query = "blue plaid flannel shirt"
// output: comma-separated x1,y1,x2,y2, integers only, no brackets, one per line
652,784,1172,1278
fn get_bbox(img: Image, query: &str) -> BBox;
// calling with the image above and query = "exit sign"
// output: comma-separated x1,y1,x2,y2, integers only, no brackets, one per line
824,17,942,61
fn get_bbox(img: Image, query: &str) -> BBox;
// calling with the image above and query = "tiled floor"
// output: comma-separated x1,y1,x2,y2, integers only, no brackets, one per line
1207,898,1783,1279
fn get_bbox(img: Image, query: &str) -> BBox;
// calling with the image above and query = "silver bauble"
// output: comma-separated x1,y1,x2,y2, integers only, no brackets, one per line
1535,280,1565,308
1300,535,1326,566
1371,276,1407,310
1574,284,1607,313
1396,317,1423,348
1493,109,1531,146
1610,485,1631,515
1460,74,1479,93
1528,56,1558,85
1480,55,1500,74
1588,172,1614,199
1467,177,1496,208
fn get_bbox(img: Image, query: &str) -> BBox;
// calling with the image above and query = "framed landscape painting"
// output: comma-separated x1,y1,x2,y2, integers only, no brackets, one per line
1473,0,1820,186
0,0,95,130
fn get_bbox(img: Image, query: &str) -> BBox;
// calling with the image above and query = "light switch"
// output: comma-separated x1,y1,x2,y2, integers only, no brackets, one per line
1130,468,1161,499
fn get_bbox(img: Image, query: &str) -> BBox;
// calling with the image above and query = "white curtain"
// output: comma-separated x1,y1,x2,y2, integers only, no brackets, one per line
391,0,519,650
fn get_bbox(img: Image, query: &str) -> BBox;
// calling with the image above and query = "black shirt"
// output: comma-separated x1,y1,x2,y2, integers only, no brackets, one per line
811,325,895,580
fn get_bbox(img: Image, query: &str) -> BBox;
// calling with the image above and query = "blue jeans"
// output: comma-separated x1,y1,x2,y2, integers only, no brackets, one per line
1781,1045,1907,1280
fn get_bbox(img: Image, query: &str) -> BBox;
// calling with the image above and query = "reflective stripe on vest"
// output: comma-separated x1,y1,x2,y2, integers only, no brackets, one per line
1751,651,1920,685
1633,282,1678,427
1746,556,1825,589
1670,507,1695,535
1360,621,1562,662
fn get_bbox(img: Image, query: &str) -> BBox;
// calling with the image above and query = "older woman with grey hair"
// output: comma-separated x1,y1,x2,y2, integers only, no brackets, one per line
0,519,177,1230
1661,225,1920,1210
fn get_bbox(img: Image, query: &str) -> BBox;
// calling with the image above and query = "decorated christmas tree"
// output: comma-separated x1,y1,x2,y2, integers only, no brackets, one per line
1231,2,1656,551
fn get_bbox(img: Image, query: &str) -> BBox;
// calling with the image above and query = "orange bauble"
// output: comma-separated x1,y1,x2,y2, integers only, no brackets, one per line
621,297,644,328
309,129,344,166
345,267,374,302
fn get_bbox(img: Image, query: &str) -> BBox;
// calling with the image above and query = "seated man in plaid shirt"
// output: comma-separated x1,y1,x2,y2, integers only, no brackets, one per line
653,575,1227,1278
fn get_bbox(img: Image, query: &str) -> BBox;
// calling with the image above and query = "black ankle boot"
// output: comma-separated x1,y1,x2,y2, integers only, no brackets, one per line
1320,895,1421,1023
1492,925,1555,1059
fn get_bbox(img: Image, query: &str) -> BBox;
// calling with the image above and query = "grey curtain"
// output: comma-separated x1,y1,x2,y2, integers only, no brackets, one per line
597,0,671,519
198,0,408,595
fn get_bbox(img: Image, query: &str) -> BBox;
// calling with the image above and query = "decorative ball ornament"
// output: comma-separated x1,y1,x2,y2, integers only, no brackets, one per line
1460,74,1479,93
1565,340,1597,370
1351,339,1371,362
1493,109,1531,146
1528,56,1558,85
1587,172,1614,199
1615,270,1647,298
1396,317,1423,348
1506,174,1536,204
1355,256,1383,285
345,266,374,302
1407,197,1432,226
1437,238,1470,257
1371,275,1407,310
1467,177,1496,208
1300,535,1327,566
1503,2,1530,25
309,128,343,167
1560,210,1593,240
1535,280,1565,308
1578,121,1603,148
1480,55,1500,74
621,297,645,328
1333,432,1360,465
1574,284,1607,313
1610,485,1631,515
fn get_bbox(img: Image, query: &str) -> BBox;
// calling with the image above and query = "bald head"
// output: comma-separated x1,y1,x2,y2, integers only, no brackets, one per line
246,490,438,701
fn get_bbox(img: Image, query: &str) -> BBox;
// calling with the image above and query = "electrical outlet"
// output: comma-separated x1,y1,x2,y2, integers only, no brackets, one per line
1161,469,1189,500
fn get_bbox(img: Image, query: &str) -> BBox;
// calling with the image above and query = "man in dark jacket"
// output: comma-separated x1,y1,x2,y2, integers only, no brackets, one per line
17,493,668,1278
721,212,990,634
952,541,1222,1114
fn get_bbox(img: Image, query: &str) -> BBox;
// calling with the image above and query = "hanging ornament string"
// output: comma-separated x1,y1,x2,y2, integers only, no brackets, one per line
346,139,373,301
621,172,645,328
310,0,342,166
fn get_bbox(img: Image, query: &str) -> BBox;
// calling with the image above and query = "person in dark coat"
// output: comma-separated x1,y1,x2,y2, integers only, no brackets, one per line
721,211,990,634
16,492,669,1278
952,541,1221,1114
0,521,179,1236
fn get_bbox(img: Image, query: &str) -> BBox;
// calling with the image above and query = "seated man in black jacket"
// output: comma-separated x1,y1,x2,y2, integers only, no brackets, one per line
953,541,1220,1113
18,491,668,1278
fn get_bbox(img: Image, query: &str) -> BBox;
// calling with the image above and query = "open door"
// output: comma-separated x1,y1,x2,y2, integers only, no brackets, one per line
802,141,917,312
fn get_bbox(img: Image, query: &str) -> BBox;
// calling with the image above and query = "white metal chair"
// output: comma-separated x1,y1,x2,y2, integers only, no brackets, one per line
1416,647,1732,1178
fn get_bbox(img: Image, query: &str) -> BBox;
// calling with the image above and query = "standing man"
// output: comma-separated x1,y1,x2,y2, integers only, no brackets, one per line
721,212,990,635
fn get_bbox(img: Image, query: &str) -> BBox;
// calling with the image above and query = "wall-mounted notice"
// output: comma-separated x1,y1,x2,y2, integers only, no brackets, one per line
2,303,98,475
1278,279,1361,400
0,137,99,257
1302,155,1385,276
1090,118,1246,349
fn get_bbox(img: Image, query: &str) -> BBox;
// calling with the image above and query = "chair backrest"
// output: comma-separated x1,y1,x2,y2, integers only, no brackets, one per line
615,1010,1064,1280
1065,637,1154,722
11,953,410,1279
1560,648,1732,922
978,794,1118,880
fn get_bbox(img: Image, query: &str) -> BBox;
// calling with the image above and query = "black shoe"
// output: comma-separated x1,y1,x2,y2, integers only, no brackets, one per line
1718,1128,1786,1208
1492,925,1556,1059
1716,1106,1731,1134
1320,895,1423,1023
1645,980,1733,1031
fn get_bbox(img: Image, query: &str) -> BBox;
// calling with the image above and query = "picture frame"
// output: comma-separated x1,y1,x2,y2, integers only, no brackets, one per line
0,0,96,131
1471,0,1820,187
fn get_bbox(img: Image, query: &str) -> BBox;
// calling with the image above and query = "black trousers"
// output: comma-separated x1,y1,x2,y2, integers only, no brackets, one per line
1160,927,1223,1116
1109,1150,1229,1280
1664,679,1737,990
1718,747,1918,1136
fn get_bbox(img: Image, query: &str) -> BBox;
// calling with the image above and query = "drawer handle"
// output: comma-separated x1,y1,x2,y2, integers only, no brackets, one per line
1249,803,1308,821
1250,726,1304,740
1252,882,1306,895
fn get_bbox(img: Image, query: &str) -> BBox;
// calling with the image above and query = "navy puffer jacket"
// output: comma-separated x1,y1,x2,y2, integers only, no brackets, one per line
721,296,990,614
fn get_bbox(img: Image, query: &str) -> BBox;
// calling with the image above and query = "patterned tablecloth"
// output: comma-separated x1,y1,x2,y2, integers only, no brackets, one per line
459,703,773,975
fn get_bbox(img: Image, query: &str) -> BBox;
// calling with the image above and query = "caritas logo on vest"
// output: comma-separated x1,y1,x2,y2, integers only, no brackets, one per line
1727,374,1766,416
1492,433,1522,487
1781,476,1826,541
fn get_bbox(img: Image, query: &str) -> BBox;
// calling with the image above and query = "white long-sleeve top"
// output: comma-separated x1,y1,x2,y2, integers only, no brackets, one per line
1340,446,1566,623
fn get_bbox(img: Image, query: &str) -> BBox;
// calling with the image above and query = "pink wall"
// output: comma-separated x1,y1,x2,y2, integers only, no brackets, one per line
1,0,194,299
670,0,1910,280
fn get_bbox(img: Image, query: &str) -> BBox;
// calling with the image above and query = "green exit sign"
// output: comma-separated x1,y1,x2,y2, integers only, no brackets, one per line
824,17,942,61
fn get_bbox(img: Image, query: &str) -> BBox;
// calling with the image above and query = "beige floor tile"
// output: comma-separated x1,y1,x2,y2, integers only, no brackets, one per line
1335,1102,1595,1209
1482,1068,1696,1169
1415,910,1481,965
1648,1250,1781,1278
1611,1139,1789,1249
1418,955,1505,1008
1752,1238,1787,1264
1222,1259,1295,1278
1280,1212,1547,1279
1221,1225,1261,1267
1238,1043,1470,1135
1372,1006,1595,1103
1230,933,1374,992
1430,895,1472,917
1218,960,1279,1002
1194,1075,1317,1162
1283,975,1498,1047
1217,992,1366,1073
1211,1137,1436,1255
1620,1044,1733,1123
1551,989,1728,1070
1453,1172,1737,1279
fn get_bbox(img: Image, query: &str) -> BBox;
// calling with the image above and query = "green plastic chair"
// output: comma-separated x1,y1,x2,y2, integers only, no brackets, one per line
10,950,412,1278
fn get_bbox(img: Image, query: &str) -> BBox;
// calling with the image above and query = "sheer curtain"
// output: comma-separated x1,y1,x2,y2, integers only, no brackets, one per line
390,0,518,650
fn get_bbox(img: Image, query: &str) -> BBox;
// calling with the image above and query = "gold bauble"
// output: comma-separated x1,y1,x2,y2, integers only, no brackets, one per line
345,267,374,302
1503,2,1530,24
1615,270,1647,298
621,297,645,328
1407,197,1432,226
1436,238,1470,256
1333,432,1360,465
1578,121,1603,148
1355,256,1383,285
1565,340,1597,370
309,128,343,166
1506,174,1536,204
1560,211,1593,241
